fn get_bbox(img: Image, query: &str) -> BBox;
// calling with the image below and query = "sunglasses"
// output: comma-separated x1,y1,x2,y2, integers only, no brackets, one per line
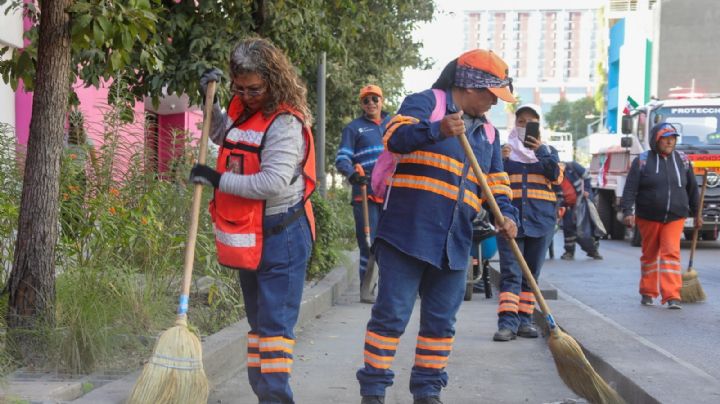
362,95,380,105
231,83,266,98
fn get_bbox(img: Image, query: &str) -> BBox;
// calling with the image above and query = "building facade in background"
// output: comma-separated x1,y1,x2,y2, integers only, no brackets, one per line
606,0,720,133
0,3,23,141
0,2,202,177
464,0,605,129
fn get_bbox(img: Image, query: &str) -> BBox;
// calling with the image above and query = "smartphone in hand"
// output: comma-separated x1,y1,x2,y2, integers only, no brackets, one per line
524,122,540,147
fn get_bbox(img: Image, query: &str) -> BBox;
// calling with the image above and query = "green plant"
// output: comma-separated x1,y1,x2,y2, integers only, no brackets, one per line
307,188,355,280
81,381,94,394
0,124,21,286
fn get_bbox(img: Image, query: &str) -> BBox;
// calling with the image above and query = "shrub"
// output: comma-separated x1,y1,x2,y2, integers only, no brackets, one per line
307,187,355,280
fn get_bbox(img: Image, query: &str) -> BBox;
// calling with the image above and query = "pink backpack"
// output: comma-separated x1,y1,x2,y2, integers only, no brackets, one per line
371,89,495,200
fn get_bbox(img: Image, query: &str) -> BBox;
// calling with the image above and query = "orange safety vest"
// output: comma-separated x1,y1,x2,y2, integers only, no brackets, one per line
210,97,316,270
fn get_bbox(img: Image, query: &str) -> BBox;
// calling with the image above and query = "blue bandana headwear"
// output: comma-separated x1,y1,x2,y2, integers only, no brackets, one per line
454,65,513,91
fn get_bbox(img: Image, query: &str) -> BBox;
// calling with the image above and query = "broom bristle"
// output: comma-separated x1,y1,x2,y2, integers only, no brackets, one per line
681,268,707,303
128,319,209,404
548,329,625,404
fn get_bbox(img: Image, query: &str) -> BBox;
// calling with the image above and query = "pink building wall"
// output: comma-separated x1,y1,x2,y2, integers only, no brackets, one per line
12,4,202,178
15,77,202,178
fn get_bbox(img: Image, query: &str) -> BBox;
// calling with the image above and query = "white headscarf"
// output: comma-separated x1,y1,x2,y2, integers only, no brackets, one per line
507,127,538,163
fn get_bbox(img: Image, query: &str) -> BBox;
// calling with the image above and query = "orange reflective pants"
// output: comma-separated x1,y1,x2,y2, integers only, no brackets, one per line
636,218,684,303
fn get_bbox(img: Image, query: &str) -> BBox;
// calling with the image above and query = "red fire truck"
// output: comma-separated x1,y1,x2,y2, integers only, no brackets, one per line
589,94,720,245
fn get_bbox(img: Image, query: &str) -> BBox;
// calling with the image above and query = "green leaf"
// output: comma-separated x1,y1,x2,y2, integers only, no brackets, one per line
110,51,122,70
97,16,111,35
92,22,104,45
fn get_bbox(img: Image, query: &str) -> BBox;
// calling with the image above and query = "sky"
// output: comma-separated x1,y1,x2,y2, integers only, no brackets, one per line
402,0,471,94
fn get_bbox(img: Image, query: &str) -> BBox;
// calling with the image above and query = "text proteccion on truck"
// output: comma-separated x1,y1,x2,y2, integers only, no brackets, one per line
589,92,720,246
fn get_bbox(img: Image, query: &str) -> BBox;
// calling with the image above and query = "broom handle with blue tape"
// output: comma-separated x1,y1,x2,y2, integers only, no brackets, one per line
178,81,216,320
458,132,558,332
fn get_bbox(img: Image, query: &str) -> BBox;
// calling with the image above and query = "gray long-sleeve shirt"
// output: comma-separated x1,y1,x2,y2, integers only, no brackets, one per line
209,103,306,216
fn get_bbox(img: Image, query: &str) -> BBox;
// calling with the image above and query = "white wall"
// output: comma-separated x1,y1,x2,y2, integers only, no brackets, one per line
0,2,23,135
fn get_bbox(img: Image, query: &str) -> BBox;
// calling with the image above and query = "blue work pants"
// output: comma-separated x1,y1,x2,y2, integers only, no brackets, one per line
237,201,313,404
497,233,553,332
357,240,466,400
352,200,381,284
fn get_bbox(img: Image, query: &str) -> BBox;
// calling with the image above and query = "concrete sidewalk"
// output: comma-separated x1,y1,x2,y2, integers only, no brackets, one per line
4,249,718,403
209,273,580,404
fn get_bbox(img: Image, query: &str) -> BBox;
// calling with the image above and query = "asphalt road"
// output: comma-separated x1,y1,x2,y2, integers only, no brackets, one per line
543,232,720,381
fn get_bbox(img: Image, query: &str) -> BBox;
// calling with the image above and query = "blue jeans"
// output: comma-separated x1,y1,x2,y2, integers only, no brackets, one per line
237,201,313,404
497,233,553,332
352,200,381,284
357,240,466,400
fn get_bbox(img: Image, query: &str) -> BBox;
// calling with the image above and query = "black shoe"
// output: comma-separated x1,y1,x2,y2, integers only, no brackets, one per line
493,328,516,341
414,397,443,404
560,252,574,260
641,295,653,306
588,252,603,260
361,396,385,404
667,300,682,310
517,324,539,338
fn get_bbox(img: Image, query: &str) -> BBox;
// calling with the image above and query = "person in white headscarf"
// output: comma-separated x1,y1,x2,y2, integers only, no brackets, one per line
494,104,563,341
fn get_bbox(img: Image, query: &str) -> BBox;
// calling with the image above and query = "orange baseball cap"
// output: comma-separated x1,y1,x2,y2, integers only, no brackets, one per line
359,84,383,100
456,49,516,103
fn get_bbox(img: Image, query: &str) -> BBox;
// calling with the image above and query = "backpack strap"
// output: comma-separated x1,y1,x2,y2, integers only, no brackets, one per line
430,89,446,122
483,122,495,144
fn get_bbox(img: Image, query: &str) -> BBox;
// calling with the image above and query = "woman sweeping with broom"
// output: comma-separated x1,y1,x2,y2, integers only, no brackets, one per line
621,122,701,309
190,37,316,404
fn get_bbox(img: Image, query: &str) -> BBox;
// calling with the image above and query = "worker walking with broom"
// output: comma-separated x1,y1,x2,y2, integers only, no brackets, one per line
621,122,701,309
189,37,316,404
356,49,518,404
335,85,388,302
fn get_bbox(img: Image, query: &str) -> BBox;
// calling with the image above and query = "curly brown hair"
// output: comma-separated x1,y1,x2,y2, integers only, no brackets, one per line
229,37,312,126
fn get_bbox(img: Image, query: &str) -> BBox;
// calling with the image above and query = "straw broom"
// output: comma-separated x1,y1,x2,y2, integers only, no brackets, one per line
458,133,624,404
681,169,708,303
127,81,217,404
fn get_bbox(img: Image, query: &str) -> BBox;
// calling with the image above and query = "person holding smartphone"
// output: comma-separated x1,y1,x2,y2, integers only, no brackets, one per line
494,104,563,341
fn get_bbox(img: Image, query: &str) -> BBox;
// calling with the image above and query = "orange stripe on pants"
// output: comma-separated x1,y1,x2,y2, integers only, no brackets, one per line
636,217,684,304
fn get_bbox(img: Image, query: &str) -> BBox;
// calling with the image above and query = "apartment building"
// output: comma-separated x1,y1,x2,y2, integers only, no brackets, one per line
464,0,605,129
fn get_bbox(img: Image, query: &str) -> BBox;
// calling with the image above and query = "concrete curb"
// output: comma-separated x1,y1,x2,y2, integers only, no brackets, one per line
72,251,358,404
533,284,720,404
488,261,720,403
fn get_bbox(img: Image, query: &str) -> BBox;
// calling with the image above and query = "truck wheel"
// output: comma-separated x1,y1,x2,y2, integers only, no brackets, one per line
595,192,612,239
596,191,625,240
702,231,718,241
631,225,642,247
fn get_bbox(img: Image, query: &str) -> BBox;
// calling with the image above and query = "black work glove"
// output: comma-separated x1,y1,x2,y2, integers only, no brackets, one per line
190,164,221,188
349,172,370,186
199,67,223,104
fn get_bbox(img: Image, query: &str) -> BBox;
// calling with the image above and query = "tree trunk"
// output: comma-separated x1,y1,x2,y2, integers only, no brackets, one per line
7,0,72,363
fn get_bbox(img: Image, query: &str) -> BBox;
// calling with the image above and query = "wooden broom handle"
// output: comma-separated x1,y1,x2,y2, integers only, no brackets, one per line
355,164,372,247
458,133,555,320
689,169,708,265
179,81,217,314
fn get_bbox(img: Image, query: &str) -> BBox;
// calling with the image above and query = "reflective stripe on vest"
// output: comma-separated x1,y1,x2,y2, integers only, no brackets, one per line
210,96,316,270
508,172,559,203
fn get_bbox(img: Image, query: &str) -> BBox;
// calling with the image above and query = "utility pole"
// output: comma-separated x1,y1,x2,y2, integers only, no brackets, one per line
316,52,327,197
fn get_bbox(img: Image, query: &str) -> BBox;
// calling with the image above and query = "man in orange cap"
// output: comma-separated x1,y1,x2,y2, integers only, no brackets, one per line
356,49,518,404
335,84,389,300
